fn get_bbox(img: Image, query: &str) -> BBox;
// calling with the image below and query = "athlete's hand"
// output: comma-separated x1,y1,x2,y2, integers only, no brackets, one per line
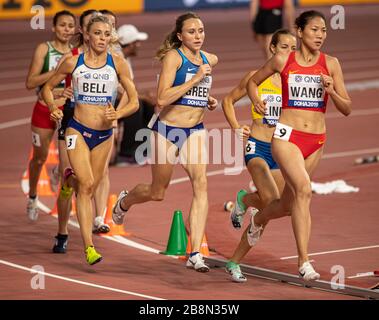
207,96,218,111
50,107,63,122
193,64,212,83
321,73,335,94
105,102,117,121
253,98,267,115
234,125,251,141
61,86,73,99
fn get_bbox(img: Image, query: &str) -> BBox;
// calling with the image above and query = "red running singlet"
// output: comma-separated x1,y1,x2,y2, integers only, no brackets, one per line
260,0,284,10
281,51,329,113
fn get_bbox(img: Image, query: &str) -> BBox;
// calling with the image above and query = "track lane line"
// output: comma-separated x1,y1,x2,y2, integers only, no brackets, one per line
0,259,165,300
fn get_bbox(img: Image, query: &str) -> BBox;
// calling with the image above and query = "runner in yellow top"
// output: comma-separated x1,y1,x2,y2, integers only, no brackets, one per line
221,29,296,282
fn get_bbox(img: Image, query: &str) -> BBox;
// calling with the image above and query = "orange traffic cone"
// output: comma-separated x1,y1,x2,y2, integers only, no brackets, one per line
50,201,58,216
186,234,210,257
102,194,131,236
46,140,59,165
70,197,76,216
37,164,56,196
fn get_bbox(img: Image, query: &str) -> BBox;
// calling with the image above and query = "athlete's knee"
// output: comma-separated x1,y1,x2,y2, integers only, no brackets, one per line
260,192,280,208
78,180,95,196
294,182,312,200
192,176,207,193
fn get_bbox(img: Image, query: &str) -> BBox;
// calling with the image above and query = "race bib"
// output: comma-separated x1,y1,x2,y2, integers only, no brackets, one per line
274,123,292,141
66,135,78,150
180,73,212,107
288,74,325,108
245,140,256,155
261,93,282,125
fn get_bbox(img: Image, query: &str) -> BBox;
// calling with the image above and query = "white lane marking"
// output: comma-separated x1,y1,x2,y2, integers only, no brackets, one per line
0,117,30,130
347,272,375,279
322,147,379,159
0,259,164,300
280,245,379,260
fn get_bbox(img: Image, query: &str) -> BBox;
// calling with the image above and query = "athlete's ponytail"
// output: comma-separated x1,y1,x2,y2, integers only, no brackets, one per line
155,12,201,61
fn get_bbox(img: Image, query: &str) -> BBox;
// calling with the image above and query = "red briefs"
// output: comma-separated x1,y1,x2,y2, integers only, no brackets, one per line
273,122,326,159
31,100,63,130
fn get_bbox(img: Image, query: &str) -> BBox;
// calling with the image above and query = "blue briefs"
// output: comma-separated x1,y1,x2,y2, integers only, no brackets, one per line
67,118,113,150
244,136,279,170
151,117,204,150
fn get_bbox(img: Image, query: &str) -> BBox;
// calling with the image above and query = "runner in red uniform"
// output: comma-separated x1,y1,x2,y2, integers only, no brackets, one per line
247,10,352,281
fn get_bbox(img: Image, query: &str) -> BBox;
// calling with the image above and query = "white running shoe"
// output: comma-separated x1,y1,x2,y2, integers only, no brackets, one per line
112,190,128,225
230,189,248,229
27,197,38,221
225,261,247,283
186,253,210,272
93,216,110,234
299,261,320,281
246,208,263,247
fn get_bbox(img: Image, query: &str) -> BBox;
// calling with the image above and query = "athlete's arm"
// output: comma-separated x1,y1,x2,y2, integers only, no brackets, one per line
26,43,56,89
111,55,139,120
247,53,285,114
223,70,255,129
324,56,352,116
157,50,209,108
284,0,296,34
249,0,259,24
41,57,76,120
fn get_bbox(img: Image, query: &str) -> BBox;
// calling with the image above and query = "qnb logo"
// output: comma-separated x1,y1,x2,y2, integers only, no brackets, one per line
295,75,302,82
183,0,200,7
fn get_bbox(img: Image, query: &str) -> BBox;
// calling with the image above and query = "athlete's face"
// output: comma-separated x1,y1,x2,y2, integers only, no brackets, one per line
177,18,205,51
298,17,327,51
81,14,93,44
272,34,297,55
88,22,112,52
53,15,76,43
104,14,116,30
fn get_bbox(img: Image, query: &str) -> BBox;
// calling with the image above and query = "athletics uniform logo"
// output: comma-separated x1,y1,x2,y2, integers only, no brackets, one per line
288,74,325,109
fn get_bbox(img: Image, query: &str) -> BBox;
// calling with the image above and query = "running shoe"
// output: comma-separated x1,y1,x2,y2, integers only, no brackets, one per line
112,190,128,225
299,261,320,281
27,196,38,221
230,189,247,229
246,208,263,247
92,216,110,234
186,253,209,272
85,246,102,265
225,261,247,283
52,234,68,253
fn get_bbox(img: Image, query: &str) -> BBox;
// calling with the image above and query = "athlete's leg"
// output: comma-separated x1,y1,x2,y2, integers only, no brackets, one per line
66,128,112,249
271,138,323,267
180,130,208,254
120,131,177,210
28,126,55,197
56,139,73,235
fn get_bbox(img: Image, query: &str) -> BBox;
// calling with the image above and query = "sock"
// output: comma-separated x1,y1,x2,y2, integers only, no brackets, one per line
190,251,199,258
57,233,68,239
29,195,37,200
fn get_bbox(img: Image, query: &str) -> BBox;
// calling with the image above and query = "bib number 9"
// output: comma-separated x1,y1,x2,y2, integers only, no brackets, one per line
274,123,292,141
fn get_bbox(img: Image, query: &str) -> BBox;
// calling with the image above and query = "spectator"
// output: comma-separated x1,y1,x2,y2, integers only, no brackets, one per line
116,24,155,165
